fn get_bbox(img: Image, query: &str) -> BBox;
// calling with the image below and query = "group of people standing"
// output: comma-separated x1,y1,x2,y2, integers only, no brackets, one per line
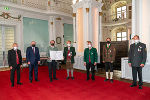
8,35,147,90
102,35,147,89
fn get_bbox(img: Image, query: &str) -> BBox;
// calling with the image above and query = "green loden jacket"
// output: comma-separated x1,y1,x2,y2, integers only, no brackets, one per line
84,47,98,64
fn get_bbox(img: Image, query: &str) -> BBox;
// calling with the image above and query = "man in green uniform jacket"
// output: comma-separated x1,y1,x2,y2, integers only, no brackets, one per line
84,41,98,80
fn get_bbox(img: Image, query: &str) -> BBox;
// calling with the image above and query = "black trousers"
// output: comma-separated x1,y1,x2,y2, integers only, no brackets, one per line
10,65,20,85
29,63,38,81
105,62,113,72
132,67,143,86
48,60,57,79
86,63,95,80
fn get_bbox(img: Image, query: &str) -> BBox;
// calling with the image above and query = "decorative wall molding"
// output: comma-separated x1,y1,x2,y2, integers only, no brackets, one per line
0,12,21,21
0,0,72,18
72,13,76,17
86,8,89,13
72,0,103,13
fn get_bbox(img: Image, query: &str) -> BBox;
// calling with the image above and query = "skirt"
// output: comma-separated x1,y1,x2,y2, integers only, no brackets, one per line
66,60,73,69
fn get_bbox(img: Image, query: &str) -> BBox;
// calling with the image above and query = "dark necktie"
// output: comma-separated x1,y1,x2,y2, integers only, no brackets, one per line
89,50,91,63
16,50,19,64
33,47,35,54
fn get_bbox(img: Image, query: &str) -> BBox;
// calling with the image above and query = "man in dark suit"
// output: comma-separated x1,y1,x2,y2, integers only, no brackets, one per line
8,43,23,87
26,41,40,83
128,35,147,89
63,40,76,80
84,41,98,81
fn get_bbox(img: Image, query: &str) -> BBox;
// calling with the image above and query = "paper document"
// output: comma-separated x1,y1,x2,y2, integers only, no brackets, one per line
50,51,63,60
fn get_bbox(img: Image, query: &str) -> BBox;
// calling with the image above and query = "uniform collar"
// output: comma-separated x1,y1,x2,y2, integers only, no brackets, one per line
88,47,93,50
106,43,111,50
12,48,18,51
50,46,55,48
67,46,70,50
134,42,140,46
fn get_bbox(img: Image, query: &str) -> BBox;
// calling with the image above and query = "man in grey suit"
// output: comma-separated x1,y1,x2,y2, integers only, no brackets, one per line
128,35,147,89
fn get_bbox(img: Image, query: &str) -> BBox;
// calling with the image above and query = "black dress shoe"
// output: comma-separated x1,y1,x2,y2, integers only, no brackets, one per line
53,78,58,80
86,78,89,81
130,84,137,87
50,78,52,82
92,78,95,81
30,80,32,83
104,79,109,82
139,86,143,89
11,84,14,87
17,82,23,85
110,79,113,83
66,77,69,80
35,80,39,82
71,77,74,80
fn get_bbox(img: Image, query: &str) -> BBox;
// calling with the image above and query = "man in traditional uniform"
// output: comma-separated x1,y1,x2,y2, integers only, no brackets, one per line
63,40,76,80
102,38,116,83
128,35,147,89
84,41,98,81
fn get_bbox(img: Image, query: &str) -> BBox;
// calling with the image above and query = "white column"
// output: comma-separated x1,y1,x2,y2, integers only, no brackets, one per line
72,0,103,70
132,0,142,37
73,17,76,43
72,12,77,50
89,6,93,42
133,0,150,64
141,0,150,64
83,7,89,49
132,0,136,37
98,11,102,63
48,16,56,41
55,19,63,50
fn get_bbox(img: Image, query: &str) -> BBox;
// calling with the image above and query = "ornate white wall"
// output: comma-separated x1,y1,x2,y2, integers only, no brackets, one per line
0,2,73,58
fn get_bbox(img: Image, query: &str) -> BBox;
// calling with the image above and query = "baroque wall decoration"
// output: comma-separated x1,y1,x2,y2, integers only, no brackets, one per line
56,37,61,44
0,12,21,21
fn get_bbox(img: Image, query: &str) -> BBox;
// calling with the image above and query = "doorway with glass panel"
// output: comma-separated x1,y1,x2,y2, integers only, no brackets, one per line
0,25,15,68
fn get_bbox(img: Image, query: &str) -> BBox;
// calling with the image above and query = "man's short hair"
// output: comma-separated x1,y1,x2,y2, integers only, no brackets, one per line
13,43,18,45
31,41,36,43
87,41,92,44
67,40,71,43
133,35,140,39
50,40,55,43
106,38,111,41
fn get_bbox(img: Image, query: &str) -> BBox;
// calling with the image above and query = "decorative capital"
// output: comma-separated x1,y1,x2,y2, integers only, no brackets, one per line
72,13,76,17
86,8,89,13
56,17,61,20
51,22,53,25
22,0,24,4
99,12,103,16
48,1,50,6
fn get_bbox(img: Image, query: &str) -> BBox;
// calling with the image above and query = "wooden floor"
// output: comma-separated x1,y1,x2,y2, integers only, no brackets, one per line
0,65,150,87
